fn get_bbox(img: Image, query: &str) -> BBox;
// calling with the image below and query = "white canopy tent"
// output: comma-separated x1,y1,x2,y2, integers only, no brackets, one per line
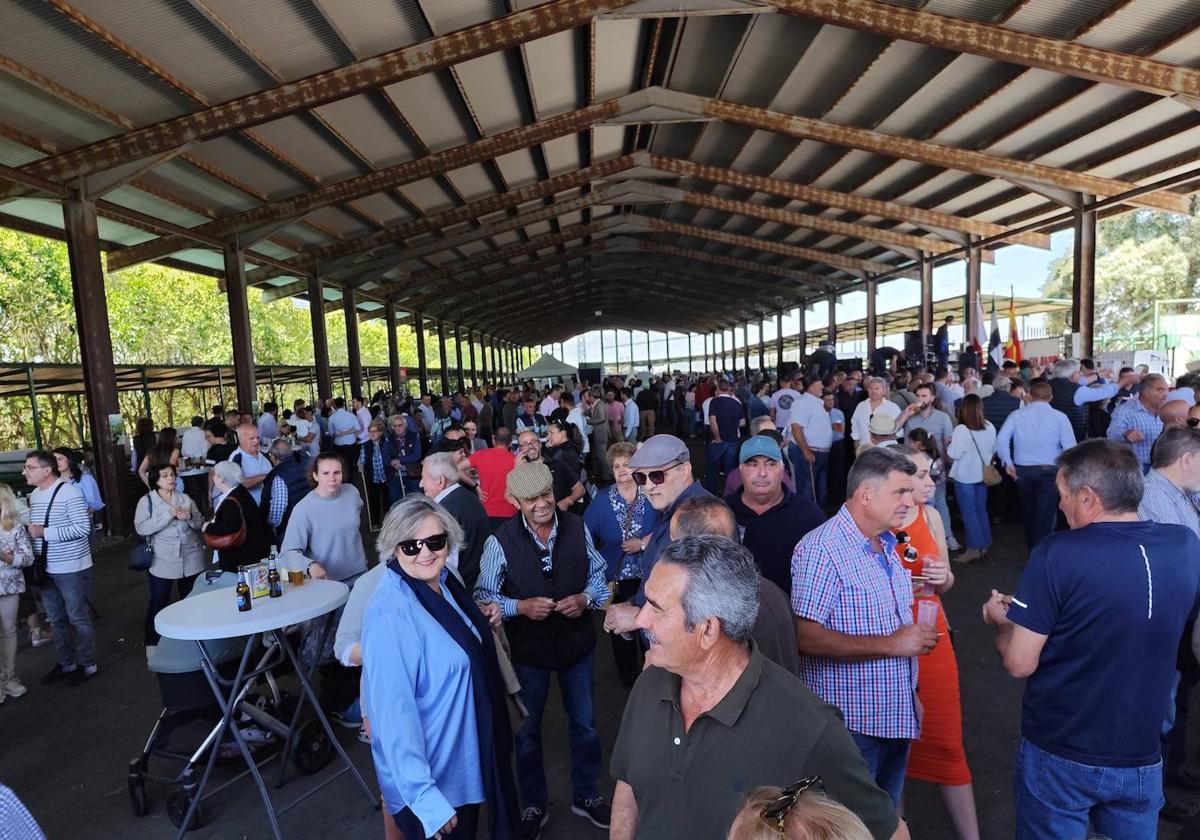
516,354,579,380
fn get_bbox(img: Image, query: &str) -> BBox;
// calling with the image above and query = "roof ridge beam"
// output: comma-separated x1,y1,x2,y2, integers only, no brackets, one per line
761,0,1200,100
19,0,638,185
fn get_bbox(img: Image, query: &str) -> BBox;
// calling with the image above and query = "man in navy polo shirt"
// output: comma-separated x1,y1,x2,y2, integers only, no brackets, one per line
983,438,1200,840
706,379,745,493
727,436,825,595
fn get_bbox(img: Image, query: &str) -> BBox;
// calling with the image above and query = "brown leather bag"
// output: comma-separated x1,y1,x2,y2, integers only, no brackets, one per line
203,494,246,551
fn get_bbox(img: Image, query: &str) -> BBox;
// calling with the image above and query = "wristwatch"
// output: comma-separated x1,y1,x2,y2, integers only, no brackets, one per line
583,592,594,609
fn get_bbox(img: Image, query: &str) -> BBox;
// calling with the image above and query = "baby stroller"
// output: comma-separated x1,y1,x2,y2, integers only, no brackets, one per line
127,572,333,831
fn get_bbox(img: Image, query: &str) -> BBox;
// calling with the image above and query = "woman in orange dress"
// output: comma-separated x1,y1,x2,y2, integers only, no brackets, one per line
892,445,980,840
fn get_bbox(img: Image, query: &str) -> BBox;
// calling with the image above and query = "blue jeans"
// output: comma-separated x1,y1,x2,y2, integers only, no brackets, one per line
1015,465,1059,551
788,444,815,504
953,480,991,549
931,480,954,544
849,731,911,807
1015,738,1164,840
40,568,96,670
706,441,738,494
811,450,830,507
514,651,601,808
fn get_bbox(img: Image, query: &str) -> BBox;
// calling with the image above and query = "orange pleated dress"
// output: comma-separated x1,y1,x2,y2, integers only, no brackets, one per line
893,506,973,786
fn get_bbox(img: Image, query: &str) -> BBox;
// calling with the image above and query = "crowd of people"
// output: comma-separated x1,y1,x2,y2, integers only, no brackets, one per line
5,350,1200,840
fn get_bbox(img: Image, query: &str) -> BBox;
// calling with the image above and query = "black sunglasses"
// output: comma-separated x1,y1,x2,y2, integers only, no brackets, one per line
632,462,684,487
397,533,449,556
1189,418,1200,428
761,776,824,832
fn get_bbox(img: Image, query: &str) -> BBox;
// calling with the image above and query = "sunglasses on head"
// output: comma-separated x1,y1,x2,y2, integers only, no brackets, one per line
632,461,684,486
397,533,449,556
761,776,824,832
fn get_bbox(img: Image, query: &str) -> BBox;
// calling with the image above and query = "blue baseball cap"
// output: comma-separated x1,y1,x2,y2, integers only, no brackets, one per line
738,435,783,464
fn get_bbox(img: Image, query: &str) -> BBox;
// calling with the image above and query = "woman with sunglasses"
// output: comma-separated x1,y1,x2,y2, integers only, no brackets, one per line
362,495,516,840
888,445,979,840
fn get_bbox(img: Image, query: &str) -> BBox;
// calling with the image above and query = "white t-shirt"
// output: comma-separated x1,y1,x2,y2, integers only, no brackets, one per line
770,388,803,437
789,392,834,449
566,406,590,455
850,398,901,443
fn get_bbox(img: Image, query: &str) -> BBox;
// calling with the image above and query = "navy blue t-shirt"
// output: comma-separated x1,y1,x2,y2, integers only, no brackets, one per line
727,488,826,594
1009,520,1200,767
709,395,744,442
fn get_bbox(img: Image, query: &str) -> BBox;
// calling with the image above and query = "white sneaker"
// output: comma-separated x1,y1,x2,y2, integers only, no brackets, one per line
4,679,27,698
946,536,962,551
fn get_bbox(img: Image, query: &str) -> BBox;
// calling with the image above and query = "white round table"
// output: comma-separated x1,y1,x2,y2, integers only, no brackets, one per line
155,579,348,640
154,577,373,839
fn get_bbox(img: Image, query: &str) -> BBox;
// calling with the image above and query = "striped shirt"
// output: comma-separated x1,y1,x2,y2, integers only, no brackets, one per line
1138,469,1200,539
1107,398,1163,466
27,480,92,574
790,506,919,739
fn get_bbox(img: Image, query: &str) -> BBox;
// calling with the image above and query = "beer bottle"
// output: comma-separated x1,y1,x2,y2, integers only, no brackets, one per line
267,549,282,598
236,568,252,612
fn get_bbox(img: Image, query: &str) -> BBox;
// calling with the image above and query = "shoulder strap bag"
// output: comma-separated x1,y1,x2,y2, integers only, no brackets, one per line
24,483,63,588
203,493,247,550
129,493,158,571
969,429,1002,487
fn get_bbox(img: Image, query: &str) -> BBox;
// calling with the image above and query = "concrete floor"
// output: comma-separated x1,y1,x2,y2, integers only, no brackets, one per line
3,474,1198,839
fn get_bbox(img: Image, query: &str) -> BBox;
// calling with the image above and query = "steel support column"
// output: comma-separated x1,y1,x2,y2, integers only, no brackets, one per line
343,287,363,398
414,312,429,396
646,331,652,370
223,243,256,412
307,274,333,401
827,298,837,346
454,326,466,393
64,194,129,534
966,237,982,355
688,334,694,372
865,277,878,357
919,252,934,346
797,307,806,361
385,300,400,394
1073,197,1097,359
469,330,478,389
437,320,449,395
743,323,750,373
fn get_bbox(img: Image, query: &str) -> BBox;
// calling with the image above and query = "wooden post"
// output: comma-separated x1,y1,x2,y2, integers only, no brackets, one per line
223,243,257,412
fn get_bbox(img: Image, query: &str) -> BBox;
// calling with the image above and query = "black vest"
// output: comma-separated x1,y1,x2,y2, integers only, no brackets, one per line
1049,377,1086,442
259,456,310,539
494,512,595,670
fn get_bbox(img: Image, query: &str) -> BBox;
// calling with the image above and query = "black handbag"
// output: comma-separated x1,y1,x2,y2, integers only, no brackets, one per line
24,483,62,589
129,494,158,571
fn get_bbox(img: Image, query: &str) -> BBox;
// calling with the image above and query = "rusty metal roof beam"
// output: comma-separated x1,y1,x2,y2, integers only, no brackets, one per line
644,153,1050,249
18,0,638,186
763,0,1200,100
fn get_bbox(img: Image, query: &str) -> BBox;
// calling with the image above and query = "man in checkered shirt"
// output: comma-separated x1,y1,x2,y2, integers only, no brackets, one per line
790,447,937,807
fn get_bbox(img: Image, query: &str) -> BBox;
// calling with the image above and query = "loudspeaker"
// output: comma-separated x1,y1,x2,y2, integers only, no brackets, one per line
904,330,924,360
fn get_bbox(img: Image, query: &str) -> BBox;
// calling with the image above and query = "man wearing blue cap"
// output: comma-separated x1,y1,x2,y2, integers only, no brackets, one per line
603,434,711,636
727,435,826,596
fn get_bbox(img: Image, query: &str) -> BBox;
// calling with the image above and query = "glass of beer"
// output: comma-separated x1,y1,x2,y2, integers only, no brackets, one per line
287,565,306,587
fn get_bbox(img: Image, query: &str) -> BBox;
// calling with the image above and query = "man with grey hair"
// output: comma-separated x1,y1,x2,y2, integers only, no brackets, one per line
421,451,488,591
609,535,905,840
1049,357,1118,442
791,446,933,807
1138,426,1200,813
983,438,1200,838
1108,372,1170,473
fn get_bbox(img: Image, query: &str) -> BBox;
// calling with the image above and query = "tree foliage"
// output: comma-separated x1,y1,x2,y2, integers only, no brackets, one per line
0,229,469,449
1041,209,1200,351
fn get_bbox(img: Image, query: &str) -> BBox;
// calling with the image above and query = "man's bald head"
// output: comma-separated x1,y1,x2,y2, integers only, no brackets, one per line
1161,399,1190,429
669,495,737,541
236,422,259,452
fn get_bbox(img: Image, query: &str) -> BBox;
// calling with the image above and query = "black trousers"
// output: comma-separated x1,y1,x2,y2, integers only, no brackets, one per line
364,479,388,528
610,578,643,687
145,573,197,646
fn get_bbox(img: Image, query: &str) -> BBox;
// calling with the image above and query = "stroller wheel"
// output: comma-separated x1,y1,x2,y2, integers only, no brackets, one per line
127,778,148,818
291,719,332,775
166,789,206,830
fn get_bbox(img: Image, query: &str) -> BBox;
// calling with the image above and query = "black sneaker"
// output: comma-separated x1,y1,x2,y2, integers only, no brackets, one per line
41,664,74,685
519,805,548,840
571,796,611,829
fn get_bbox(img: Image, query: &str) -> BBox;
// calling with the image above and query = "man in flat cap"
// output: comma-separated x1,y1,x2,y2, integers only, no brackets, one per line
475,460,612,839
604,434,711,636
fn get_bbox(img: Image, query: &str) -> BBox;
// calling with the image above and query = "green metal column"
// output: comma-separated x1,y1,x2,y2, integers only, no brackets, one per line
25,365,43,450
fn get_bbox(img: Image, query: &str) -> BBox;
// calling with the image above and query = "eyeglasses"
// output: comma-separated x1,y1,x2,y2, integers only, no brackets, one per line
761,776,823,833
1189,418,1200,428
396,533,449,556
632,462,684,486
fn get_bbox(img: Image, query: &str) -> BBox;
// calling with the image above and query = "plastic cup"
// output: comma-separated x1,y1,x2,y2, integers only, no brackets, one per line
917,599,939,627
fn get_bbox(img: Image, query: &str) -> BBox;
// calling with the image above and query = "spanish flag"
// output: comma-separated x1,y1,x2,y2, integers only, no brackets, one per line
1003,296,1022,363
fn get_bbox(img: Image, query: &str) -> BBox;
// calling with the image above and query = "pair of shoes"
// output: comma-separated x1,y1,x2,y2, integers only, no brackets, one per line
519,805,549,840
332,698,363,729
953,548,981,564
1161,798,1197,822
945,537,962,551
41,664,75,685
30,628,52,647
571,796,611,829
4,679,27,699
66,664,98,686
